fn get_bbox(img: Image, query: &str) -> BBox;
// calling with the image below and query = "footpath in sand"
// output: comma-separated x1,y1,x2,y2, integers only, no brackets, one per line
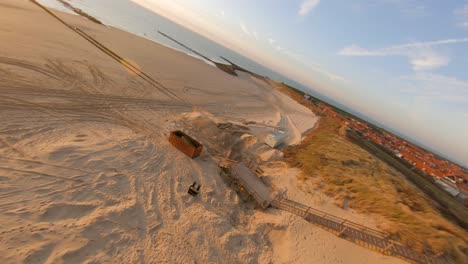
0,1,403,263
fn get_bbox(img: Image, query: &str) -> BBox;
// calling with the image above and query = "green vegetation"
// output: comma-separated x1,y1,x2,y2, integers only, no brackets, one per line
348,130,468,228
279,85,468,262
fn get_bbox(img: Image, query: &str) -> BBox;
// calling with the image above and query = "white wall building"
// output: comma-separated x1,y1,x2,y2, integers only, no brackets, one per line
435,179,460,197
264,131,287,148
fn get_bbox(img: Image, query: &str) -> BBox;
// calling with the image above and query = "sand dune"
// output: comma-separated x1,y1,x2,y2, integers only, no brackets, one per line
0,1,404,263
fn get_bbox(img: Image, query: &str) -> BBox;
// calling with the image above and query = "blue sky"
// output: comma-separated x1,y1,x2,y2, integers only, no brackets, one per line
130,0,468,166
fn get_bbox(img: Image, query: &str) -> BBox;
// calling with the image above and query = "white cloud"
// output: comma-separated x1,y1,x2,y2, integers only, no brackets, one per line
338,45,384,56
380,0,428,17
215,10,226,19
339,38,468,55
298,0,320,17
409,51,449,71
389,38,468,49
240,22,259,40
252,30,259,40
268,38,276,45
283,50,346,82
400,72,468,103
338,38,468,71
240,22,250,36
454,4,468,27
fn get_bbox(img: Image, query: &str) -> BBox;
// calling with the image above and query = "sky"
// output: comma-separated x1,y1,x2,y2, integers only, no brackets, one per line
129,0,468,166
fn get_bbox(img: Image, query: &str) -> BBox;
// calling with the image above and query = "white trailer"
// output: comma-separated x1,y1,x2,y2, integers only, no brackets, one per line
264,131,287,148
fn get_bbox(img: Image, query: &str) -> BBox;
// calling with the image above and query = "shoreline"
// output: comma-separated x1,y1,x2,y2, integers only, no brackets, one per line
37,0,224,69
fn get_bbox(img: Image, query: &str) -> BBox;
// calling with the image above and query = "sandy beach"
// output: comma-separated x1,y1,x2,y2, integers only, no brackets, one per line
0,1,405,263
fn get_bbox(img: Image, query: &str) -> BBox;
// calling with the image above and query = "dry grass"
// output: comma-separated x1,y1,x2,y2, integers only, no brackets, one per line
279,86,468,262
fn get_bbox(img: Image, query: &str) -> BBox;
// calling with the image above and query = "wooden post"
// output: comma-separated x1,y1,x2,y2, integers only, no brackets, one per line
303,207,311,218
384,241,395,252
338,226,348,237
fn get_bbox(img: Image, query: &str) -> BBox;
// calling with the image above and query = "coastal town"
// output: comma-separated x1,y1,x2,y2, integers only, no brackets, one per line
303,94,468,204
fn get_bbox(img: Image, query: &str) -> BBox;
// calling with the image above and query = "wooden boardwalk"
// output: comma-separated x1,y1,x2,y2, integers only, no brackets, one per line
229,163,275,208
224,163,445,264
271,198,444,264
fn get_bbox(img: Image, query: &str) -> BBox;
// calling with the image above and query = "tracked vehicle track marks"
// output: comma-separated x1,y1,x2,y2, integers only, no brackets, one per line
0,56,60,80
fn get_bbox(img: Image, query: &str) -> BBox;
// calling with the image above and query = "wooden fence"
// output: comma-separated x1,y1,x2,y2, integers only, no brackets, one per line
271,197,445,264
